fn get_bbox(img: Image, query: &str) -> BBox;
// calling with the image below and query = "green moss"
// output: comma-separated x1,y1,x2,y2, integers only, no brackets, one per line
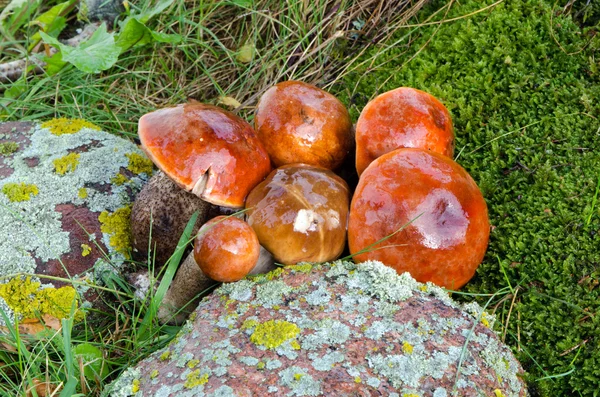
2,182,39,202
250,319,300,349
111,173,129,185
0,141,18,156
41,118,100,135
340,0,600,395
125,153,153,176
98,206,132,257
184,370,209,388
0,277,81,320
53,152,80,175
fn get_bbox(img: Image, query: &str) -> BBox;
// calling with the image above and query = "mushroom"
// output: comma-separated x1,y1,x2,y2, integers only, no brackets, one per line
348,148,489,290
245,164,350,265
131,170,210,266
157,217,274,325
355,87,454,176
137,102,271,208
254,81,353,170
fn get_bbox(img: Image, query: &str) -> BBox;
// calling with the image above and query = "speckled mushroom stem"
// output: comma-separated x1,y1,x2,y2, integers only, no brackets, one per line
157,246,276,325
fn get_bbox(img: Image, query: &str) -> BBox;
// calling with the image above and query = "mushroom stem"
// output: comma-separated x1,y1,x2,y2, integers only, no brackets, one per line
157,245,276,325
157,252,217,325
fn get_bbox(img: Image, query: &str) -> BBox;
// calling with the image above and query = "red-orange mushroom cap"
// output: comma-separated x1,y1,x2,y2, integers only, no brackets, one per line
245,164,350,265
355,87,454,176
348,148,489,290
194,216,260,283
138,103,271,208
255,81,353,170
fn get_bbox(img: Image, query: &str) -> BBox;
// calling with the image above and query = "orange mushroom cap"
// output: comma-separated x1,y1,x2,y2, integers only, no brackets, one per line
355,87,454,176
348,148,489,290
194,216,260,283
138,103,271,208
255,81,353,170
245,164,350,265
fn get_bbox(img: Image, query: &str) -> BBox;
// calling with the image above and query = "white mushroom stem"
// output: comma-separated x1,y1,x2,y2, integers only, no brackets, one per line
157,245,277,325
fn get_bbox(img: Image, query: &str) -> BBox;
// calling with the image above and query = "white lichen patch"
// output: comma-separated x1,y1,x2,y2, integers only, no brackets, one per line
279,366,322,396
256,280,293,308
301,318,350,350
0,123,149,324
309,351,345,371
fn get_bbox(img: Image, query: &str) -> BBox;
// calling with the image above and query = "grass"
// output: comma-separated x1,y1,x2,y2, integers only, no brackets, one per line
338,0,600,395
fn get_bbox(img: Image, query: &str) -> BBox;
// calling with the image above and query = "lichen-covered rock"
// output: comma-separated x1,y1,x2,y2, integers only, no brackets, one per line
0,120,152,323
104,261,527,397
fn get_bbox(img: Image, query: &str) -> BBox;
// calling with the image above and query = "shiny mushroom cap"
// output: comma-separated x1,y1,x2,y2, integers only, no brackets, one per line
138,103,271,208
245,164,350,265
355,87,454,176
194,216,260,283
348,148,489,290
254,81,353,170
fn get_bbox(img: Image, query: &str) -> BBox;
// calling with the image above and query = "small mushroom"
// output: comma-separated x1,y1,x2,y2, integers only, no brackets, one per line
254,81,353,170
131,170,210,266
355,87,454,176
157,217,275,325
245,164,350,265
348,148,489,290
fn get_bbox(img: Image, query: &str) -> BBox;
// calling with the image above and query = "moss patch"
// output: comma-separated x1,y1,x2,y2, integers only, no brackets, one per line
53,152,80,175
98,206,132,257
41,118,100,136
340,0,600,395
250,319,300,349
125,153,153,176
2,182,39,202
0,277,80,320
0,141,19,156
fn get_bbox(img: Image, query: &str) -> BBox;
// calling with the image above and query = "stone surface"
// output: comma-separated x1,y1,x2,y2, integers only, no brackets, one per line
104,260,527,397
0,120,151,323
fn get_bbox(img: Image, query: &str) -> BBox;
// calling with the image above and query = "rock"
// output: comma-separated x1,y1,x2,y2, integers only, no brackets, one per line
104,260,527,397
0,120,152,324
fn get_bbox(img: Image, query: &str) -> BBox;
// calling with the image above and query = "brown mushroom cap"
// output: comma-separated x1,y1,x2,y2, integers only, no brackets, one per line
138,103,271,208
194,216,260,282
254,81,353,170
355,87,454,176
245,164,350,265
348,148,489,290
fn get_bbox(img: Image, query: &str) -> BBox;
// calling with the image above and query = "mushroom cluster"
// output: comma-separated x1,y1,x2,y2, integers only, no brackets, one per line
131,81,489,324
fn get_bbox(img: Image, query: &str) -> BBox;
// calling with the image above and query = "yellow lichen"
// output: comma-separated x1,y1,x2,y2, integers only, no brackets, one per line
293,373,303,381
150,370,159,379
98,206,132,257
289,263,313,273
125,153,153,175
403,341,414,355
187,359,200,368
250,319,300,349
0,277,81,320
242,319,258,330
78,187,88,199
111,173,129,186
184,370,209,389
53,153,80,175
0,141,19,156
81,244,92,257
403,394,420,397
159,351,171,361
419,285,428,292
290,340,301,350
257,361,265,370
2,182,39,202
354,376,362,383
41,118,100,136
265,267,285,281
494,390,506,397
131,379,140,393
481,312,491,328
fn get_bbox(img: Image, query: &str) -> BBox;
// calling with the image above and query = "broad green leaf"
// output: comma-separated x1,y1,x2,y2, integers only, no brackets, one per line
40,23,120,73
136,0,176,24
44,51,68,75
116,17,181,53
0,0,41,34
73,343,109,380
28,0,77,48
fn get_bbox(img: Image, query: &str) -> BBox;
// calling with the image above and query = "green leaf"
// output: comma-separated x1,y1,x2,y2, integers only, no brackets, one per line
27,0,77,48
135,0,176,24
44,51,68,75
0,0,41,34
73,343,109,380
40,23,120,73
116,17,181,53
